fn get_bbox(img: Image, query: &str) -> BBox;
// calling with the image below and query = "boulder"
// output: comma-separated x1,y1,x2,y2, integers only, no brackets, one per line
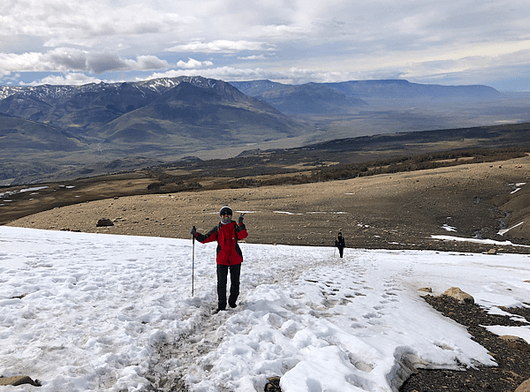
499,335,530,352
265,376,281,392
0,375,40,386
515,379,530,392
96,218,114,227
442,287,474,304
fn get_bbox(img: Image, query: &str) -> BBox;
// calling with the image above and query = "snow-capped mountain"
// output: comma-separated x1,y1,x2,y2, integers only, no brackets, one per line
0,76,306,141
0,76,311,184
0,76,218,101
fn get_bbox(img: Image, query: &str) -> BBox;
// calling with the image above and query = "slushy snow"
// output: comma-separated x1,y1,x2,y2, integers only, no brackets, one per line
1,226,529,391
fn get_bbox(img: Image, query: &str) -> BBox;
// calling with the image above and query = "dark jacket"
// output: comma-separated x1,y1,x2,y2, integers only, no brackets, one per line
195,221,248,265
335,236,345,249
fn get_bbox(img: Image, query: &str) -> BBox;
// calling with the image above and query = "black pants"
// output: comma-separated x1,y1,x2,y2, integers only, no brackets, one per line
338,247,344,258
216,263,241,310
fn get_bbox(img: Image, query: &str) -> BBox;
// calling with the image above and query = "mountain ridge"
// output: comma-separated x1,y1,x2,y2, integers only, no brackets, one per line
0,76,308,146
230,79,503,104
1,76,529,185
227,79,504,124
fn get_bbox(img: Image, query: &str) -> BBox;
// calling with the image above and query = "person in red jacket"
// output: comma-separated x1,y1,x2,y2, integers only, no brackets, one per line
190,205,248,312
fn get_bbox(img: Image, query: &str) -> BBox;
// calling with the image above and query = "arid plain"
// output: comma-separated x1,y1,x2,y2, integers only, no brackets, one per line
6,154,529,254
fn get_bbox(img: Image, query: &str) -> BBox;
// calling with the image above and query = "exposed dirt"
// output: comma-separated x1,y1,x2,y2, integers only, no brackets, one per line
5,155,530,254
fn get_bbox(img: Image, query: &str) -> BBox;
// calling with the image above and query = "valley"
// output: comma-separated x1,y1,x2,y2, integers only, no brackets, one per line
2,76,530,185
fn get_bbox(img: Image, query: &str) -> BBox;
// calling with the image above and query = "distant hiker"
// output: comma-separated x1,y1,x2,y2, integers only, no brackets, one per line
190,205,248,313
335,232,345,258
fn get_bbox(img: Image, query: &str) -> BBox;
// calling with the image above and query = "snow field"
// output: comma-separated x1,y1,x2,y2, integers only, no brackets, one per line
1,226,529,392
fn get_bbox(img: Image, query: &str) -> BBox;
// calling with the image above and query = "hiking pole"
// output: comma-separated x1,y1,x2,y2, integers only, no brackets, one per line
191,226,196,297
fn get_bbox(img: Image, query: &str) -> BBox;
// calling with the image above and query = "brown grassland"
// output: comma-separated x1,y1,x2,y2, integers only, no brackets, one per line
3,148,530,254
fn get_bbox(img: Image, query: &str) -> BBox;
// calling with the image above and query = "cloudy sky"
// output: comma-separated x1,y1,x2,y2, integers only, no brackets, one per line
1,0,530,90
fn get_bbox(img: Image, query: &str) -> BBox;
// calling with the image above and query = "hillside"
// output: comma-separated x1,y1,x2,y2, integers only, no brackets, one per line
232,82,367,116
3,145,529,254
0,113,86,151
0,77,305,139
231,79,503,100
100,81,306,148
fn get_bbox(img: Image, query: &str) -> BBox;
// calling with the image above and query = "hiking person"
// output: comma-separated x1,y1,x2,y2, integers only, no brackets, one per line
190,205,248,312
335,232,345,258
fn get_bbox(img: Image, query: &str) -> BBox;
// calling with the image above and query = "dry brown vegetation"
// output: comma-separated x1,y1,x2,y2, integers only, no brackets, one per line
3,147,529,255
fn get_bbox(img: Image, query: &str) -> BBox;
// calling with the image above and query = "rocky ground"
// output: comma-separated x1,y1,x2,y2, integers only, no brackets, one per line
400,296,530,392
4,154,530,391
266,294,530,392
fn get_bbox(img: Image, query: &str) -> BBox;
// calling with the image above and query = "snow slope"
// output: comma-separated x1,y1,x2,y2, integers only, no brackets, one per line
1,227,529,391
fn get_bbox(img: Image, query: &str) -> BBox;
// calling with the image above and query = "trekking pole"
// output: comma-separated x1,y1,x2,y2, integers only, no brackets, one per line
191,226,196,297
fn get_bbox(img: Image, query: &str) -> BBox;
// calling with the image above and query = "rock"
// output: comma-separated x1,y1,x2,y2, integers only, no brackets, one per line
418,287,432,293
499,335,530,352
515,379,530,392
147,182,162,191
487,248,497,254
96,218,114,227
0,375,40,386
264,376,281,392
442,287,474,304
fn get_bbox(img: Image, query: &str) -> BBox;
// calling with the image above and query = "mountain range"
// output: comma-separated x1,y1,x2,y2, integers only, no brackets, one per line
1,76,529,185
0,77,305,148
229,79,502,116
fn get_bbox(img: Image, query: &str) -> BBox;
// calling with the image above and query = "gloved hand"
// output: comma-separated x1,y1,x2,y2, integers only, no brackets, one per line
238,214,244,224
190,226,197,236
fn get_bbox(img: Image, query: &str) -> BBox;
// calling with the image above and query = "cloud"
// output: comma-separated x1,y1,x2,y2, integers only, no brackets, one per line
145,66,356,85
238,54,267,61
0,52,49,77
166,40,274,53
2,0,530,90
176,58,213,69
48,49,89,71
84,52,128,74
24,73,104,86
145,67,266,81
0,48,170,75
0,0,194,49
126,55,170,71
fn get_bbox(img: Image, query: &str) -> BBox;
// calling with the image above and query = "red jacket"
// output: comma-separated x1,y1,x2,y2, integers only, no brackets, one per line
195,221,248,265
